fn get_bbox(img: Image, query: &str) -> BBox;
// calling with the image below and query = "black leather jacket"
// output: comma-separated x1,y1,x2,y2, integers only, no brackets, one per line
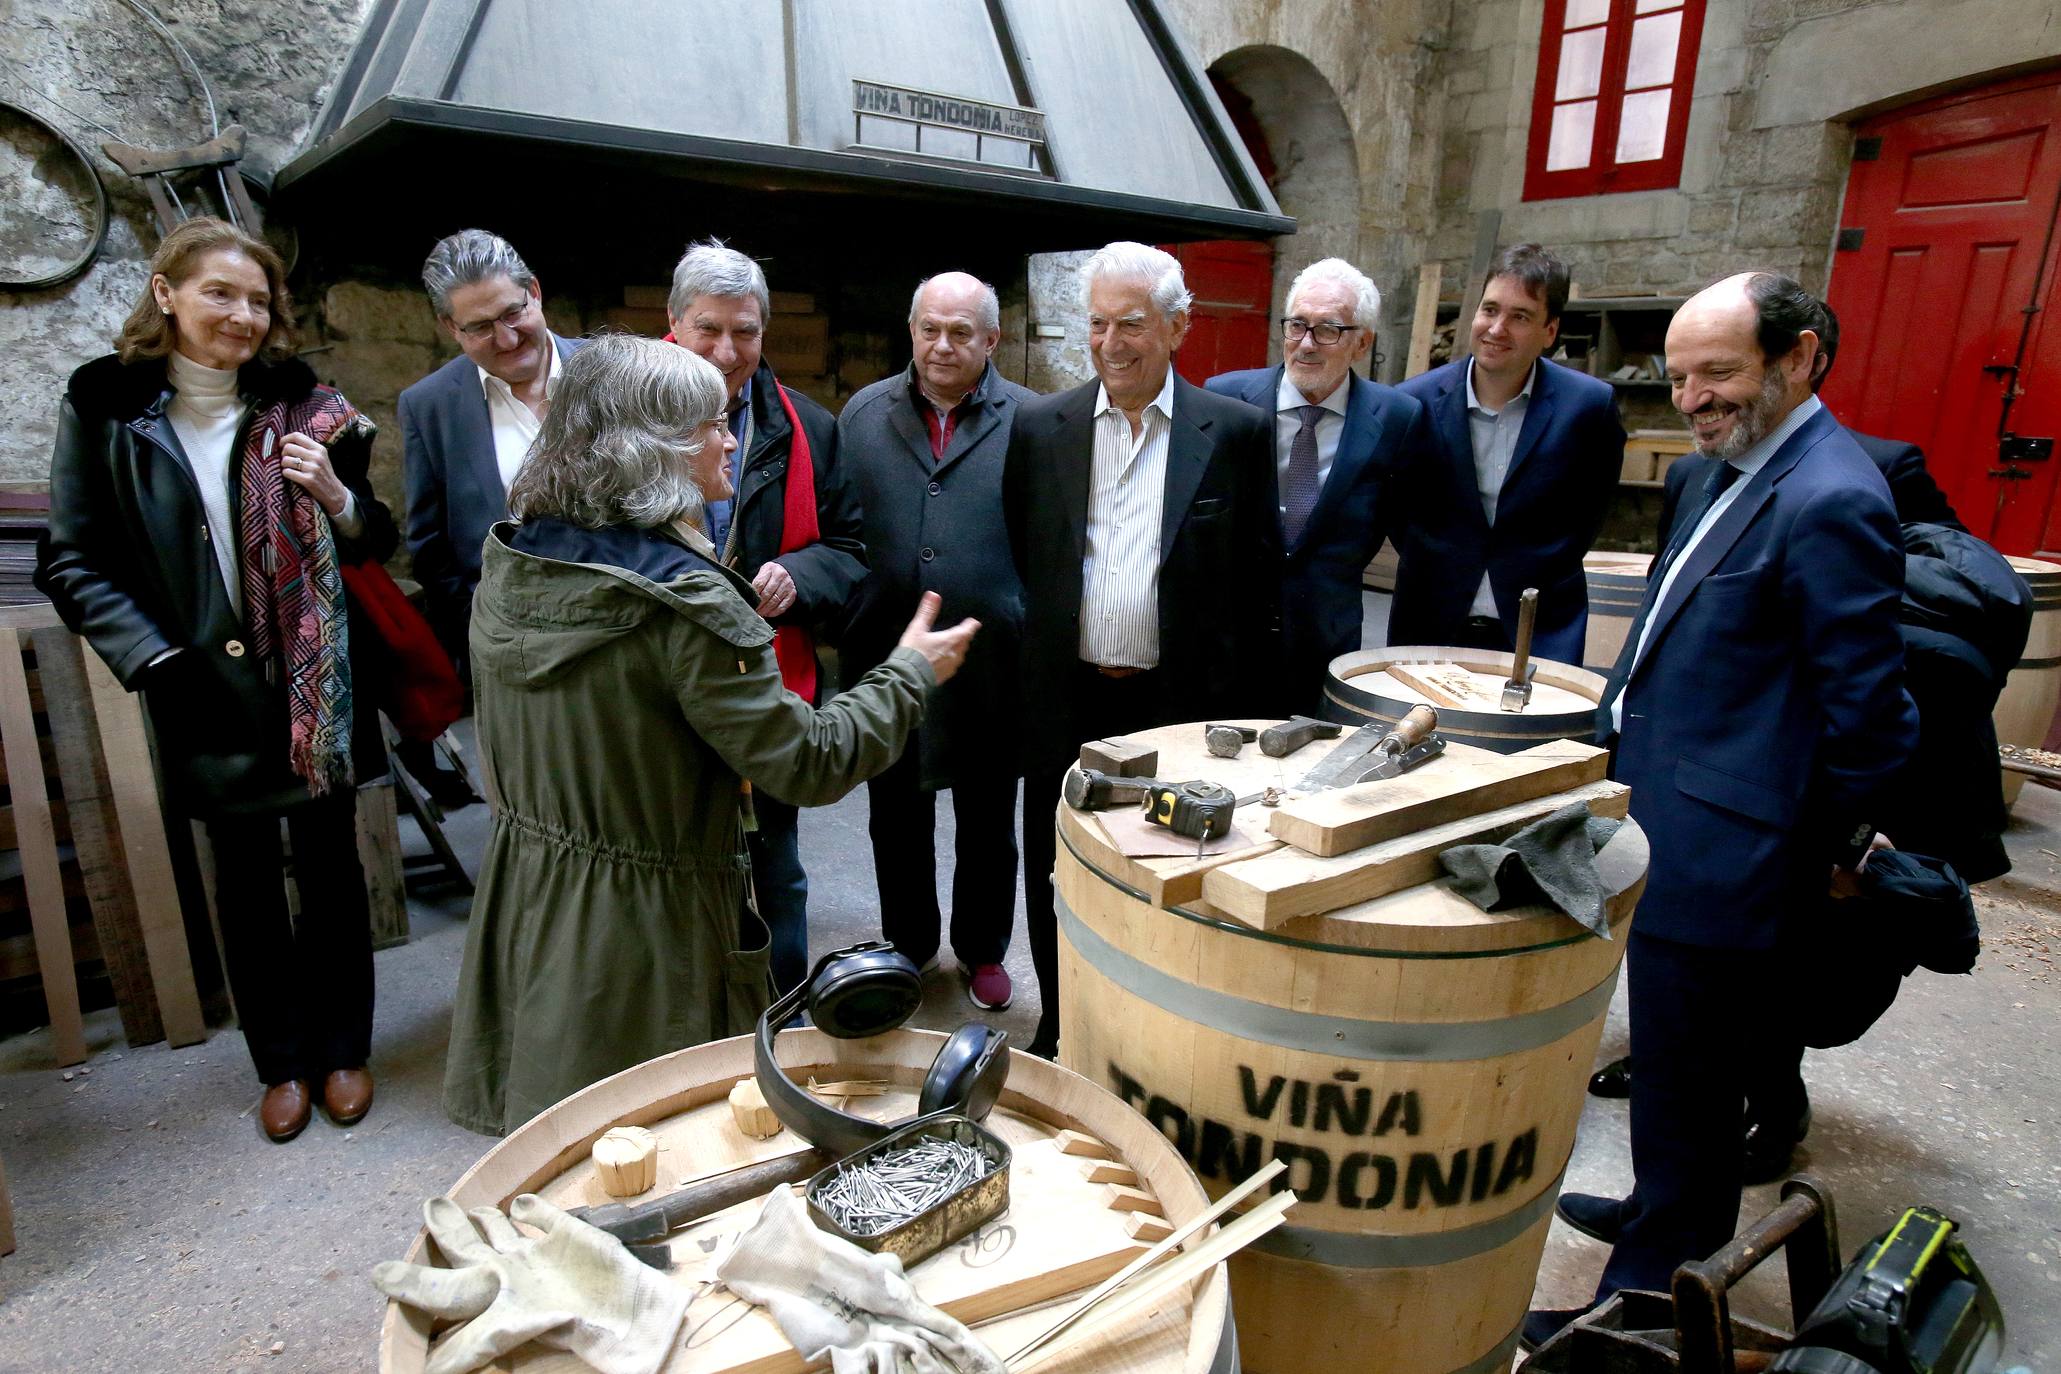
37,353,398,814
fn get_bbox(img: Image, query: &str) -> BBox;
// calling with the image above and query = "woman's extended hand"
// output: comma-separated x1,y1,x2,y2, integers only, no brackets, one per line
897,591,979,686
281,432,350,517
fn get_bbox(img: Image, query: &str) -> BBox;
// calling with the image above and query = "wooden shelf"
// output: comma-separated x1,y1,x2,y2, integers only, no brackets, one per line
1607,377,1671,389
1617,479,1666,489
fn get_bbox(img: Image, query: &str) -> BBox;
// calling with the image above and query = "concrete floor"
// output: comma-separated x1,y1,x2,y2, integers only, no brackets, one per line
2,600,2057,1372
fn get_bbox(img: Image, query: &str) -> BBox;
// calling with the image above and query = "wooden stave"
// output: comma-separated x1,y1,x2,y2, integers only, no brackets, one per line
1997,558,2061,807
1582,552,1652,670
377,1029,1234,1374
1323,647,1609,754
1055,797,1646,1374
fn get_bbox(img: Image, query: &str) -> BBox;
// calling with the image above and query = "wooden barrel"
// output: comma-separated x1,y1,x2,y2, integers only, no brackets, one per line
379,1029,1235,1374
1055,720,1646,1374
1324,648,1608,754
1582,551,1653,670
1997,556,2061,807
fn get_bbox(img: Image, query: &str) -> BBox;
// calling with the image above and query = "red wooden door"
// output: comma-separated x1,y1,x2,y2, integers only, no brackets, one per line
1824,69,2061,555
1161,239,1274,385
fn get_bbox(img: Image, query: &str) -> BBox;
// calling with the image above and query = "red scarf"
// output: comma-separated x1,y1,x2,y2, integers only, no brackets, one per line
662,335,820,702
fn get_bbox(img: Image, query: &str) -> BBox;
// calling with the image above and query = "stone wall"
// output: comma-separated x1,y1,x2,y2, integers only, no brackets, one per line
0,0,378,486
1428,0,2061,299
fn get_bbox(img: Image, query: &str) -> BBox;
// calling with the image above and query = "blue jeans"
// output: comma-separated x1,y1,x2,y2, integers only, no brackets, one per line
747,793,809,996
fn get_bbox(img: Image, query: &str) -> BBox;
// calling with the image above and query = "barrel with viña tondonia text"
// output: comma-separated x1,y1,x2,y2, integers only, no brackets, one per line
1052,718,1646,1374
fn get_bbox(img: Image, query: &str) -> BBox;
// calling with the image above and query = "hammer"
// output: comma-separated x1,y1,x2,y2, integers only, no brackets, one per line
1063,767,1158,811
1204,724,1259,758
1258,715,1342,758
1500,587,1540,713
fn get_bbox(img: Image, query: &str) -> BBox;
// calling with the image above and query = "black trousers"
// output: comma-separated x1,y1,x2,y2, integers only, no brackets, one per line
1598,929,1799,1296
206,791,374,1087
866,747,1019,969
1023,664,1177,1051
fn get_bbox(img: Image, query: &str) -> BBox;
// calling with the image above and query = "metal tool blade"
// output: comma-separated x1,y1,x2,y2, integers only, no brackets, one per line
1295,724,1388,790
1348,736,1445,784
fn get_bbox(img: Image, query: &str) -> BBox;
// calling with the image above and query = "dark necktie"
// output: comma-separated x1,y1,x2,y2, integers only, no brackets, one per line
1282,405,1325,546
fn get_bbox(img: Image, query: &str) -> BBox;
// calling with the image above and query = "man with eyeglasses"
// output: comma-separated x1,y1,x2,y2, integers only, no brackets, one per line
1206,259,1431,710
664,238,867,999
402,229,581,676
1391,243,1624,664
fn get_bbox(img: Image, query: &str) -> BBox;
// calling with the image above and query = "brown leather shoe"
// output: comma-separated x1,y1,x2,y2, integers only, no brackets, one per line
259,1080,313,1142
322,1068,374,1126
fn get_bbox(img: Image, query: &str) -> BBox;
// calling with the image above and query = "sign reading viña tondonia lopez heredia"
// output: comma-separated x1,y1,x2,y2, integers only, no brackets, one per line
852,80,1047,145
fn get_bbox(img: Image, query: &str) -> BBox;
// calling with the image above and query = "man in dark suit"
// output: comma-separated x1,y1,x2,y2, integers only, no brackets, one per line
667,239,868,997
1004,241,1280,1058
401,230,581,672
1207,258,1431,711
1527,273,1918,1348
1392,244,1625,662
838,272,1037,1013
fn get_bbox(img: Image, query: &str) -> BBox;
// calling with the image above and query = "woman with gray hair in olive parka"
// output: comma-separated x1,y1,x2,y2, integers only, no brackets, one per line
443,334,976,1136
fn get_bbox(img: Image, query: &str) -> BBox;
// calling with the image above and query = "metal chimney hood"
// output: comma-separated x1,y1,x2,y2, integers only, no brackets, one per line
276,0,1293,251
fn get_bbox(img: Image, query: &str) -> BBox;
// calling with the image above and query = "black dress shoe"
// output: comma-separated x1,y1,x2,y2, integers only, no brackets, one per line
1554,1192,1628,1244
1742,1098,1811,1184
1520,1303,1597,1352
1588,1055,1632,1098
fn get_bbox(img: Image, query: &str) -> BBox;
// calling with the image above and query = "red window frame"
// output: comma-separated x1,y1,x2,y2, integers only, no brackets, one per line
1523,0,1706,201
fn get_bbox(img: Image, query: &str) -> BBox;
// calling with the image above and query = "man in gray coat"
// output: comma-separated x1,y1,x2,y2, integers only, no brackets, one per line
837,273,1036,1013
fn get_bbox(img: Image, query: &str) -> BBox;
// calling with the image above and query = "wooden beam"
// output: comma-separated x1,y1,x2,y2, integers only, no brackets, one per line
81,649,206,1047
1404,261,1443,378
29,628,161,1047
1458,209,1503,359
355,780,409,950
0,628,86,1066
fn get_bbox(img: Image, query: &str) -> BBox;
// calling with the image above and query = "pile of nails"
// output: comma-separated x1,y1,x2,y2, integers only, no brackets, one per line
811,1136,994,1237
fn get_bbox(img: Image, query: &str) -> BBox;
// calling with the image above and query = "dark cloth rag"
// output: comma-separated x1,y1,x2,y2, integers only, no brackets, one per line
1438,801,1625,937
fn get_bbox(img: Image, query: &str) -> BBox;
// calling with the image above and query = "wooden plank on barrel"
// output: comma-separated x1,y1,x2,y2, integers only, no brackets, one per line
1205,779,1629,929
1266,739,1610,858
82,648,206,1047
0,628,86,1066
30,628,162,1046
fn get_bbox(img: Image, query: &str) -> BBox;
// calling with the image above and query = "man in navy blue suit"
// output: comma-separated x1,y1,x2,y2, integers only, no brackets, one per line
1393,244,1624,662
1525,273,1918,1348
1207,258,1431,711
401,229,581,672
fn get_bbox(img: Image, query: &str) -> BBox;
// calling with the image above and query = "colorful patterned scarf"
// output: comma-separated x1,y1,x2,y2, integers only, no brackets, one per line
238,387,355,796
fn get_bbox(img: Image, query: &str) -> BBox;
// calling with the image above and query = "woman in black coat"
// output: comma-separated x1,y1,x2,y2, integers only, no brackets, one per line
38,217,398,1142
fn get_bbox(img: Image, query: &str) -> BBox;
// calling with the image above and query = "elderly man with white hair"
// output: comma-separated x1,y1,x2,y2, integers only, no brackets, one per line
1207,258,1432,711
1003,241,1280,1058
664,238,868,998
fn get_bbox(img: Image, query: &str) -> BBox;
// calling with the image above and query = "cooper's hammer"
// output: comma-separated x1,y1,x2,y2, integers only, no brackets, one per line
1501,588,1540,712
1258,716,1341,758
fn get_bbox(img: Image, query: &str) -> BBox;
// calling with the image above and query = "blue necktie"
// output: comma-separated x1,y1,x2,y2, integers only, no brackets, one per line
1282,405,1325,546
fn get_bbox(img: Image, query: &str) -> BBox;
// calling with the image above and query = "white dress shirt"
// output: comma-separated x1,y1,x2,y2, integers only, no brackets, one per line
1079,369,1176,668
1274,369,1349,522
1464,358,1536,616
1610,394,1823,732
479,342,561,493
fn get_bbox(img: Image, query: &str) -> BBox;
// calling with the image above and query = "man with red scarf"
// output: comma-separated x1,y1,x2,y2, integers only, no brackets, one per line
666,240,867,995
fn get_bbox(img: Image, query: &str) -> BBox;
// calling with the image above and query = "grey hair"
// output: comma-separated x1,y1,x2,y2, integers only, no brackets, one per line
506,334,727,530
668,238,771,323
1288,258,1382,330
908,274,1002,334
422,229,535,319
1078,241,1192,319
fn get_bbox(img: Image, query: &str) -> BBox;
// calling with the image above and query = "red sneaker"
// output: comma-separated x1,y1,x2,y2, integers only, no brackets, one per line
965,963,1013,1011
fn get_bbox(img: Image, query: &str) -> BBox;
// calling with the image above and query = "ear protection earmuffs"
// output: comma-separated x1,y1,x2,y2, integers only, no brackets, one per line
753,940,1011,1154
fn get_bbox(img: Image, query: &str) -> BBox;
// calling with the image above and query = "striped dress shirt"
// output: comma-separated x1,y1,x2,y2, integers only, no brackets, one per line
1079,369,1176,667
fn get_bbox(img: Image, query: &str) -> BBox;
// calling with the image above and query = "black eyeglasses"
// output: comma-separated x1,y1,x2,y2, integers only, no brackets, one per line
1281,317,1363,346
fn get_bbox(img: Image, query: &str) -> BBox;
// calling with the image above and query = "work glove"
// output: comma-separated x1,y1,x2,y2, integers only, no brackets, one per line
372,1194,689,1374
717,1185,1006,1374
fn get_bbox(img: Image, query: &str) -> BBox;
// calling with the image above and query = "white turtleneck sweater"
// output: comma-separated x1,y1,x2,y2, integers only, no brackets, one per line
166,351,249,612
165,351,363,616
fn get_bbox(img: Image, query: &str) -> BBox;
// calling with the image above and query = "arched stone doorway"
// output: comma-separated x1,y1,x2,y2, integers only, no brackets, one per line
1206,45,1362,365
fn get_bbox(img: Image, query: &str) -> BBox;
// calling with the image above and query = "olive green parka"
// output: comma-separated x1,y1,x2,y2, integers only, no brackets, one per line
444,522,930,1135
